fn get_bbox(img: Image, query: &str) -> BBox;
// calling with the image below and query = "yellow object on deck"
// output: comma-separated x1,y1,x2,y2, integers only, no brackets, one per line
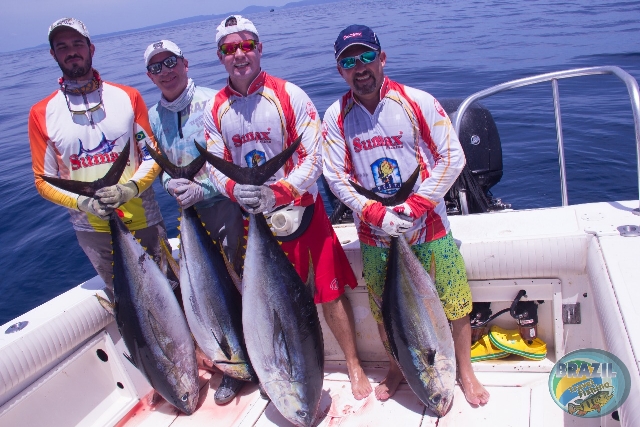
488,325,547,360
470,333,509,362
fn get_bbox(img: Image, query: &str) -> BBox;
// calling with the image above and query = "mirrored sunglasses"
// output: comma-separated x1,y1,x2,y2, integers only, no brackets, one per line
147,55,180,74
219,40,258,56
338,50,379,69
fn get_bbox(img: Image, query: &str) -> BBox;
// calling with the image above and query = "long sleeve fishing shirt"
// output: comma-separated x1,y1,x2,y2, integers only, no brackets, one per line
322,77,465,247
28,80,162,232
148,85,226,210
203,71,321,208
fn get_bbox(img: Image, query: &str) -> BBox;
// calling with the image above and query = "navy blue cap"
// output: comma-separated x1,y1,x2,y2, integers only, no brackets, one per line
334,24,381,59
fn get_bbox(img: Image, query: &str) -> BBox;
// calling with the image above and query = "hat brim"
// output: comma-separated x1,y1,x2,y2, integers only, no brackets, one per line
335,42,380,59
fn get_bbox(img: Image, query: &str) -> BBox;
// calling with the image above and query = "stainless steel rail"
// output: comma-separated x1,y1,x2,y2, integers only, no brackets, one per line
452,66,640,216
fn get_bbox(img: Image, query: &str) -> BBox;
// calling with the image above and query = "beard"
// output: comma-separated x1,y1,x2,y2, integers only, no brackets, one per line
57,55,93,80
351,70,378,96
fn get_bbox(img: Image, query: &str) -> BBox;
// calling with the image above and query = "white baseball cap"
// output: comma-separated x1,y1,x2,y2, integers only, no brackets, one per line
215,15,259,44
144,40,183,66
48,18,90,44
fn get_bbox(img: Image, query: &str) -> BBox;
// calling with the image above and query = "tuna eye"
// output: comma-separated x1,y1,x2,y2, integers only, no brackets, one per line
296,410,308,418
181,392,189,402
430,394,441,405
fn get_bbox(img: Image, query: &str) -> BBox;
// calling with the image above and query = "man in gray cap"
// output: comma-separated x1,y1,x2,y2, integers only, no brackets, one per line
144,39,245,405
28,18,166,299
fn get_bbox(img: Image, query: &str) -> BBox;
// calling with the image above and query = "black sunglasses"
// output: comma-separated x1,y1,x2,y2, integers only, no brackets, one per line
147,55,181,74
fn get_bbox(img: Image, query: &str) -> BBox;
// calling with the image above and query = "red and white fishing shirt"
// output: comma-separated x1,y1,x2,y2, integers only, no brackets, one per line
322,77,465,247
203,71,321,207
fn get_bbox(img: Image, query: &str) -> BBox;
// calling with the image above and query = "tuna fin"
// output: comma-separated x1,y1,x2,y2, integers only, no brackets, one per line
148,310,178,363
349,165,421,206
145,142,206,180
305,250,315,300
195,135,302,186
39,139,131,197
123,352,137,368
95,294,115,317
273,309,293,378
220,242,242,294
160,238,180,279
210,324,233,361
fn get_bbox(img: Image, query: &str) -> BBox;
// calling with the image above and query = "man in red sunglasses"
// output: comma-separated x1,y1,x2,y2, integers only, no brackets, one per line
204,15,373,402
322,25,490,408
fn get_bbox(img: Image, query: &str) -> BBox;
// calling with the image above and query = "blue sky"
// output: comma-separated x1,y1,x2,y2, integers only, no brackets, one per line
2,0,293,52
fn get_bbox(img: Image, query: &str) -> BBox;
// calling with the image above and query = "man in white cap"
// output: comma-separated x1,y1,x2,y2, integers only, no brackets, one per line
204,15,374,401
144,39,245,405
28,18,166,298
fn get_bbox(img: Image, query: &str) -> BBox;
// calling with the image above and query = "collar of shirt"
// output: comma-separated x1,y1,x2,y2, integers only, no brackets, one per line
225,70,266,97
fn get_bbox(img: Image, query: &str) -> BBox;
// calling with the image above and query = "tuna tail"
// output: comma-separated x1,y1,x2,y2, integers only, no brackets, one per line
349,165,421,206
145,142,206,181
194,135,302,186
39,139,131,197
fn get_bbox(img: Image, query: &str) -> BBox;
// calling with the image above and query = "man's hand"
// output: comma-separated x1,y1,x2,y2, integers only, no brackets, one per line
167,178,204,209
233,184,276,214
77,195,112,220
95,181,138,209
381,208,413,237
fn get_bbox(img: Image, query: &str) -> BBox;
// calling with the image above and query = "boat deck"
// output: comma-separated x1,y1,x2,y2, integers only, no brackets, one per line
116,362,565,427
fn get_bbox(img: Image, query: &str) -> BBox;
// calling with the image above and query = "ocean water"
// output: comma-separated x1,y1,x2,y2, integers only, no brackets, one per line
1,0,639,325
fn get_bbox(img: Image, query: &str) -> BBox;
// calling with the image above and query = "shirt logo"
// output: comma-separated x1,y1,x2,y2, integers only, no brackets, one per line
135,131,146,141
245,150,266,168
352,133,403,153
371,158,402,195
434,99,446,117
306,101,317,120
69,133,123,171
232,130,271,147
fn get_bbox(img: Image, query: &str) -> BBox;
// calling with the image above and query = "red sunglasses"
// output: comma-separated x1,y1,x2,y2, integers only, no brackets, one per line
219,40,258,56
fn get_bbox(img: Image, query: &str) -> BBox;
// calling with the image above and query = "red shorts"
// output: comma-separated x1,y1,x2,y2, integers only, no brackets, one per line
244,196,357,304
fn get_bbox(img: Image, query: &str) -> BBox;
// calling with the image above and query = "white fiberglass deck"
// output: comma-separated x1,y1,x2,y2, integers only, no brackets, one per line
1,200,639,427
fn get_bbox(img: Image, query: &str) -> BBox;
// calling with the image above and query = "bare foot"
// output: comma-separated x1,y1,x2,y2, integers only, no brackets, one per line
375,364,403,401
458,373,490,406
347,363,373,400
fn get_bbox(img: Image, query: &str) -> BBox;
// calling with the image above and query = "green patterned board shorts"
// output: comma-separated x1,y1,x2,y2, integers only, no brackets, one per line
361,232,472,323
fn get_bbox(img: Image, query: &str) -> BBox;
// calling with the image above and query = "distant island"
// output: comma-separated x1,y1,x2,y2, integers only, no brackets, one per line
90,0,340,42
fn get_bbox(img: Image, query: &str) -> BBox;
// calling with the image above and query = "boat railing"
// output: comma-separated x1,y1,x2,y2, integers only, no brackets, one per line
451,66,640,216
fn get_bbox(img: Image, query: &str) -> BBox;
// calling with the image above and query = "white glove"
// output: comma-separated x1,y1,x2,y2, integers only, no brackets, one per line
77,195,112,220
167,178,204,208
381,208,413,237
95,181,138,209
233,184,276,214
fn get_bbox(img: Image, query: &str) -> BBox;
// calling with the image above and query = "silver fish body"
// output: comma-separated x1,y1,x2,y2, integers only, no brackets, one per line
111,215,199,415
179,205,256,381
242,213,324,427
383,236,456,417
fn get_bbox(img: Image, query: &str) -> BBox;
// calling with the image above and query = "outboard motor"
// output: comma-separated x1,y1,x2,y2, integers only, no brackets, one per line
439,99,509,214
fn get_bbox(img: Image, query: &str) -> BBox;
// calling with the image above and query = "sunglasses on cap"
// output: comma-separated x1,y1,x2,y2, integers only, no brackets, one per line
147,55,181,75
338,50,379,70
219,39,258,56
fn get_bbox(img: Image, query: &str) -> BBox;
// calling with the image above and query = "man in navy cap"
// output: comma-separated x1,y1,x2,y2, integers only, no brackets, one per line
322,24,490,407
